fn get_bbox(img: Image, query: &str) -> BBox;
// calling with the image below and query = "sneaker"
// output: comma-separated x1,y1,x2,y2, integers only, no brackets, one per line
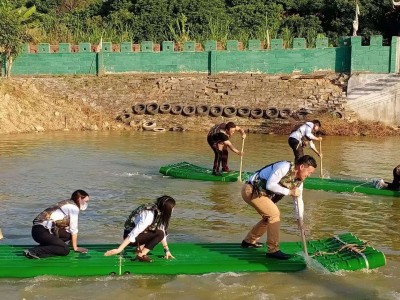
266,250,291,260
212,171,222,176
241,240,263,248
222,168,231,172
24,250,40,259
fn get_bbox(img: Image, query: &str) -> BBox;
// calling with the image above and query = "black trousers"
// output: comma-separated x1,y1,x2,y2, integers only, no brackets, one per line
123,229,164,251
28,225,71,258
288,137,303,162
207,136,229,173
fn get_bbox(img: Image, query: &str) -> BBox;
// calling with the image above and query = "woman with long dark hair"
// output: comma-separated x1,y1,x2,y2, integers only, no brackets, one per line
24,190,90,259
105,195,176,262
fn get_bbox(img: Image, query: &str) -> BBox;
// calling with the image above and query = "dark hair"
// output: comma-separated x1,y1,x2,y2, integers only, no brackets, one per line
296,155,317,168
71,190,89,206
156,195,176,230
312,120,321,127
225,122,236,131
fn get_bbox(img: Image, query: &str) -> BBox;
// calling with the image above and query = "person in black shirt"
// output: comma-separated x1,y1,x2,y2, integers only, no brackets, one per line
207,122,246,175
374,165,400,191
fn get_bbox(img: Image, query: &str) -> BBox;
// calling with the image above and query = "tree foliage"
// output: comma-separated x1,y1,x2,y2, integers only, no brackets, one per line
0,0,36,76
2,0,400,49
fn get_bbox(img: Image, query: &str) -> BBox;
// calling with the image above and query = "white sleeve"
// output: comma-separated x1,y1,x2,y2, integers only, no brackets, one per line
265,164,291,196
63,204,80,234
305,124,317,140
293,183,304,220
127,210,154,243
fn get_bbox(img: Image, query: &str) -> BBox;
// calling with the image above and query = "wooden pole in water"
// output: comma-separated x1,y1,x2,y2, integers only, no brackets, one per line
296,197,309,257
238,138,245,182
319,139,323,178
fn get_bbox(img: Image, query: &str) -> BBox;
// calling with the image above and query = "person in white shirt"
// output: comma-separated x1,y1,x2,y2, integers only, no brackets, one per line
288,120,322,162
241,155,317,260
105,195,176,263
24,190,90,259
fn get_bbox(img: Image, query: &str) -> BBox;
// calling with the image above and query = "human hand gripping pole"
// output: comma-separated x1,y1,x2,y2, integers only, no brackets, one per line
238,137,245,182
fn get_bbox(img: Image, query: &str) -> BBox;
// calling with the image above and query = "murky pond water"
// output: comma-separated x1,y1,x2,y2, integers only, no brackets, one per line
0,131,399,299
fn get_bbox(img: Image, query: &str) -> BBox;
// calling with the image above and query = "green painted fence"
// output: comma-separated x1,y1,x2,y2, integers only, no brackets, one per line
3,35,398,76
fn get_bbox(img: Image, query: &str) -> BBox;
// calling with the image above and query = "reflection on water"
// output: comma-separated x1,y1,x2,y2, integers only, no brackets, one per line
0,131,399,299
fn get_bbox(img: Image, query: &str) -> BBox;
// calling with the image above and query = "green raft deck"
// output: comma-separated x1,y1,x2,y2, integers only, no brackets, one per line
0,233,385,278
160,162,400,197
159,161,252,182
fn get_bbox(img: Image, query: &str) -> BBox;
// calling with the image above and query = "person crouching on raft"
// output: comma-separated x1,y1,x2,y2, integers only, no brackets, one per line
105,195,176,262
288,120,322,162
207,121,246,175
374,164,400,190
24,190,90,259
241,155,317,260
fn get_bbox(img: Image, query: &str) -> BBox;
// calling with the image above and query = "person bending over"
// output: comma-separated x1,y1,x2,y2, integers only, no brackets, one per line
288,120,322,162
241,155,317,260
105,195,176,262
207,122,246,175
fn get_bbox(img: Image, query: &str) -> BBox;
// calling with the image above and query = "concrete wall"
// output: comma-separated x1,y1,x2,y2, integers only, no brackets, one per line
6,35,397,76
346,73,400,125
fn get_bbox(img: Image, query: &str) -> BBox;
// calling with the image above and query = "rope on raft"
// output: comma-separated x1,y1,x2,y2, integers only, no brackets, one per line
311,242,369,257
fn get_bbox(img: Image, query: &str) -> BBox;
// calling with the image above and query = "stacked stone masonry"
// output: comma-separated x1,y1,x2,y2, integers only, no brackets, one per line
14,74,347,120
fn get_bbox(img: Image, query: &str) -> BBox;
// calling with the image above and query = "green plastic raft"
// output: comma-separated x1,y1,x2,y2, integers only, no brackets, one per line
305,177,400,197
159,161,252,182
160,162,400,197
0,233,385,278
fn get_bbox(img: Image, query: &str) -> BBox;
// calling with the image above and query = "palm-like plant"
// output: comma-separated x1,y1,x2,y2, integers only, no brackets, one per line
0,1,36,77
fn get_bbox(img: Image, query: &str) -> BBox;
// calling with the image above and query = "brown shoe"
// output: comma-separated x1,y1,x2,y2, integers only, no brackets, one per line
136,255,152,263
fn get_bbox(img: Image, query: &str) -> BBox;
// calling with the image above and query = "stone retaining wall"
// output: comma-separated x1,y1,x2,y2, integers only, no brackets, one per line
16,73,347,120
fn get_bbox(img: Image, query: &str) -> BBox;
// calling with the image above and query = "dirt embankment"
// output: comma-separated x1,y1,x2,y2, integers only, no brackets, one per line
0,77,398,136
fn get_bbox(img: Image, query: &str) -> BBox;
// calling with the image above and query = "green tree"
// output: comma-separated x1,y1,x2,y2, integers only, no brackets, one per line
0,1,36,77
131,0,172,42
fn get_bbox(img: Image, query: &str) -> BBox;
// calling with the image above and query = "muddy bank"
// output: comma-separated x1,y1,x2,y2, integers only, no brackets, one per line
0,76,398,136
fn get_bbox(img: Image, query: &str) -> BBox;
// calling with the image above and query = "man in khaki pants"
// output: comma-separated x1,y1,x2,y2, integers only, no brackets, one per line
241,155,317,260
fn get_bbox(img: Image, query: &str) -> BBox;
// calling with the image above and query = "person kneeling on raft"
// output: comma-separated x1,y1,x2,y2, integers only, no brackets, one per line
241,155,317,260
105,195,176,262
24,190,90,259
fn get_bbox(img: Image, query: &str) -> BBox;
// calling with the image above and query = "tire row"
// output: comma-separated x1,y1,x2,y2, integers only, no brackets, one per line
129,102,293,119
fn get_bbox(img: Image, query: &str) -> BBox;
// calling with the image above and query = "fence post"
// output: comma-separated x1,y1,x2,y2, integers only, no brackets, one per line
209,50,217,75
97,51,104,76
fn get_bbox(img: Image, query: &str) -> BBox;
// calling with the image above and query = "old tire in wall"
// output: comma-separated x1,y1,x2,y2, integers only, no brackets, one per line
279,108,292,119
196,104,210,116
133,103,146,115
210,105,223,117
171,104,183,115
153,127,166,132
264,107,279,119
182,105,196,116
159,103,172,114
223,106,237,118
146,102,159,115
237,106,251,118
250,108,264,119
331,110,344,119
143,121,156,131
